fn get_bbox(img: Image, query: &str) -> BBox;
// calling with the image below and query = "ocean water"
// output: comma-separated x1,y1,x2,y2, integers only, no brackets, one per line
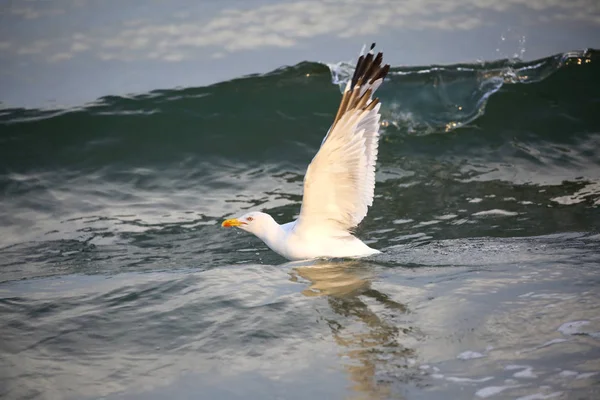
1,49,600,399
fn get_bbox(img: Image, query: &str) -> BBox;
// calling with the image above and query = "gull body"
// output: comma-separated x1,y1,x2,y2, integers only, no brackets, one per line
222,44,390,261
224,211,379,260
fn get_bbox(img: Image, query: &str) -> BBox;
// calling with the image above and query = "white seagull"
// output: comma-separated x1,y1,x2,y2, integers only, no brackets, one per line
222,43,390,261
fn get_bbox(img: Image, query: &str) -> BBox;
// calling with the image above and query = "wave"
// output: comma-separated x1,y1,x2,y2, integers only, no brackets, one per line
0,49,597,175
329,48,598,135
0,49,597,176
1,48,599,204
1,49,597,129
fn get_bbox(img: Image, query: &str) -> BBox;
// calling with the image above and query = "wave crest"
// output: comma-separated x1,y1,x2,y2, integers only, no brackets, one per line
328,48,598,135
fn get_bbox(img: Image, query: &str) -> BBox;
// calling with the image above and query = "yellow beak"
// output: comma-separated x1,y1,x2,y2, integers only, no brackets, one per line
221,218,245,228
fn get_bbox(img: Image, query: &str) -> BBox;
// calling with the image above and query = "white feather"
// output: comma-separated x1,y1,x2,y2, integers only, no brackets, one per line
294,102,382,235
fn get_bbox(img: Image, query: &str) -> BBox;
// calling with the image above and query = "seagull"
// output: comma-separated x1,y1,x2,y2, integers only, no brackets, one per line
222,43,390,261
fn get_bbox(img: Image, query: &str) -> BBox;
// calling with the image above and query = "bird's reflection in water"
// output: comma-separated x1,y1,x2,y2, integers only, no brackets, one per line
289,260,417,400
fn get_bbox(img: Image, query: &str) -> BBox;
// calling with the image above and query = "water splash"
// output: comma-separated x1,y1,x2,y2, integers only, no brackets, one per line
495,27,527,63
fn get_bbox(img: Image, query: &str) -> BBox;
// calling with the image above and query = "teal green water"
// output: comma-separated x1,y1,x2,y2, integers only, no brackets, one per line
1,50,600,399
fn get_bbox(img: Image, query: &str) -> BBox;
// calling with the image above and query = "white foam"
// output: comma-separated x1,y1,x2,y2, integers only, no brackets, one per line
513,367,537,379
515,392,562,400
558,370,578,377
519,292,536,298
416,220,440,227
505,364,531,371
472,209,519,217
446,376,494,383
530,293,575,300
552,182,600,205
558,320,590,335
468,197,483,203
376,353,393,361
436,214,458,220
475,385,521,398
457,350,485,360
539,338,568,348
576,372,597,380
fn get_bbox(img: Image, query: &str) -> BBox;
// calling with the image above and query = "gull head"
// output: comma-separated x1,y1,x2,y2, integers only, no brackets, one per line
221,211,275,236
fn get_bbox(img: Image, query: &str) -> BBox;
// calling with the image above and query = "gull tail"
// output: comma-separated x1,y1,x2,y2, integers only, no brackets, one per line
332,43,390,126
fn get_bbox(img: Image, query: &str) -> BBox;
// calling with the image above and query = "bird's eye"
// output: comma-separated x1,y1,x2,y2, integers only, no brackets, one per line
246,217,254,222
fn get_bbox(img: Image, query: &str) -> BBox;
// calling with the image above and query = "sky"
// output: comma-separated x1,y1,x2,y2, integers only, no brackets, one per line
1,0,599,108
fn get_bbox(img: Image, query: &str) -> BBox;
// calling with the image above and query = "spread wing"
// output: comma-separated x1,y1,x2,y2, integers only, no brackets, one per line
294,43,390,234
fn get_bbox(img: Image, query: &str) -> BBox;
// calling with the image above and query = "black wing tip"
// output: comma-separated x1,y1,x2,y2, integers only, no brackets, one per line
350,43,388,89
376,63,391,83
331,43,387,126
